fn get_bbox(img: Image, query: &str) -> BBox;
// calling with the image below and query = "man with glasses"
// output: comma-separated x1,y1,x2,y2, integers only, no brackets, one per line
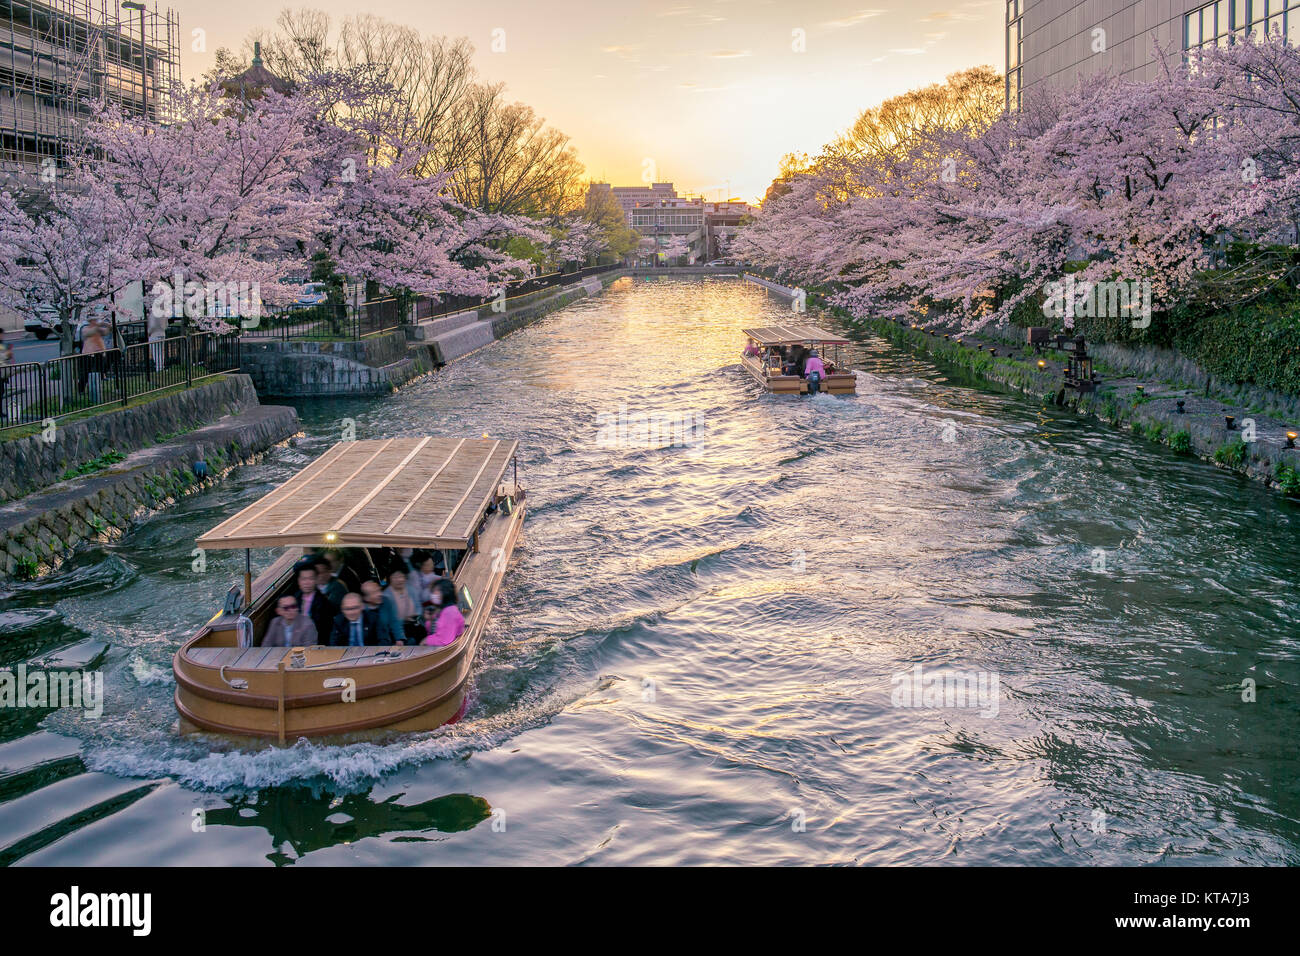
328,592,385,647
262,594,320,647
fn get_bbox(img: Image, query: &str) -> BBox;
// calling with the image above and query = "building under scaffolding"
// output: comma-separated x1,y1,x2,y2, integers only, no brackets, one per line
0,0,179,171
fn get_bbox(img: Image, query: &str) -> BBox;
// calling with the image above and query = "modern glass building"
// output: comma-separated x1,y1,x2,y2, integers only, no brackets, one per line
1007,0,1300,109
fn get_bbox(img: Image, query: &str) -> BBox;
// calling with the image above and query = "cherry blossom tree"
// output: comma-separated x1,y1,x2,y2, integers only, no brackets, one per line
737,47,1264,334
84,85,325,325
550,216,608,267
0,181,164,355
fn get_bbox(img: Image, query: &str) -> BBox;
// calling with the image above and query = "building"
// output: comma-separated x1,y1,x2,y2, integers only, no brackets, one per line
589,181,755,264
703,200,753,260
1007,0,1300,110
590,181,678,220
219,41,293,102
0,0,179,333
1,0,179,172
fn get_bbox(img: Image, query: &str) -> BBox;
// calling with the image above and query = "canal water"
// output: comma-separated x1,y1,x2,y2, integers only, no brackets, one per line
1,277,1296,865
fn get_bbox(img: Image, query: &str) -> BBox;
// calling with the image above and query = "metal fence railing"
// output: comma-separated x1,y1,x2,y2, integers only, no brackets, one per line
0,332,241,433
246,264,624,341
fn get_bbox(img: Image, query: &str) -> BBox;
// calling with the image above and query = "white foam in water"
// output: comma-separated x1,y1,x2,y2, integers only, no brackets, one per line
129,655,173,686
78,692,574,793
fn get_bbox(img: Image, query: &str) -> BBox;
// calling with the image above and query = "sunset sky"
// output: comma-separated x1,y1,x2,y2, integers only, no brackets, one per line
171,1,1004,203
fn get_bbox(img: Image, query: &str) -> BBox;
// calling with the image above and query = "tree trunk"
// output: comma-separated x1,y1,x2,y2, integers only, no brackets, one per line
59,307,76,357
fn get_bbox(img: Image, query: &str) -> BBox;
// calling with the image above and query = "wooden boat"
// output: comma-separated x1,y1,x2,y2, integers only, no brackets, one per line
740,324,857,395
173,436,525,744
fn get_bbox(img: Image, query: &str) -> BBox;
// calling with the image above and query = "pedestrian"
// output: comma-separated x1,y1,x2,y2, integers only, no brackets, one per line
0,342,13,424
80,316,107,402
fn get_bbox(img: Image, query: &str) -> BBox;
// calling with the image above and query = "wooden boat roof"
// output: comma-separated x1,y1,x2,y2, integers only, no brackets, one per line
196,437,518,550
742,324,850,346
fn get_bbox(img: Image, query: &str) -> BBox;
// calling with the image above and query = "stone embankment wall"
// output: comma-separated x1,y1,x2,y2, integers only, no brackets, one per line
1,375,261,505
0,374,298,580
244,273,633,397
240,332,434,398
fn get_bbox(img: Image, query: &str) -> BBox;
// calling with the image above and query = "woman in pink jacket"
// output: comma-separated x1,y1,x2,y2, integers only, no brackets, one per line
422,578,466,647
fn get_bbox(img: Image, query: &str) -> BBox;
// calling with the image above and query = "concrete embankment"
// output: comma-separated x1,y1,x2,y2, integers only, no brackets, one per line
0,374,298,581
242,271,634,398
743,274,1300,498
409,269,632,365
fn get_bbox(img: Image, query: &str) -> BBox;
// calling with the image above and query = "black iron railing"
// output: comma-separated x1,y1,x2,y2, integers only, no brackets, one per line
0,332,241,433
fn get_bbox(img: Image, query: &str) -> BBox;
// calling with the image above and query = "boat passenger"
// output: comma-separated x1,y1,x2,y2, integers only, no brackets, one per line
325,550,362,593
422,579,466,647
313,555,347,606
329,593,387,647
420,601,440,638
294,568,337,640
359,579,404,646
743,342,761,358
804,350,826,394
784,345,808,376
384,570,426,643
262,594,319,647
413,556,441,598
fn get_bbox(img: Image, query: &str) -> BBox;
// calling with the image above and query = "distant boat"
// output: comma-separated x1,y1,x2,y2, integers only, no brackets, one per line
173,437,525,744
741,324,857,395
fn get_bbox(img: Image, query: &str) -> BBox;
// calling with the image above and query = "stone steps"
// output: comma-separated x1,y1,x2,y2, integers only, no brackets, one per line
429,320,497,364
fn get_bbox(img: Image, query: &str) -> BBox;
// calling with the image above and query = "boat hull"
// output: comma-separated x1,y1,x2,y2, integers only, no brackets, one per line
741,355,856,394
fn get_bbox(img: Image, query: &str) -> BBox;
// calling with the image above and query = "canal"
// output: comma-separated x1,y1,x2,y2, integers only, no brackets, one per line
1,276,1296,865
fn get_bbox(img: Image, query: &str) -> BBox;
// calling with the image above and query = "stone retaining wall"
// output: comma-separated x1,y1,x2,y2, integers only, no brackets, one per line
0,400,298,580
0,374,261,506
489,270,630,339
240,332,434,398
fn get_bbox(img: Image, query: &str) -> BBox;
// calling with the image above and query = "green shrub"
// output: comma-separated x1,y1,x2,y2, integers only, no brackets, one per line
60,450,126,481
1074,281,1300,398
1276,462,1300,496
1169,430,1192,454
14,555,38,580
1214,440,1248,469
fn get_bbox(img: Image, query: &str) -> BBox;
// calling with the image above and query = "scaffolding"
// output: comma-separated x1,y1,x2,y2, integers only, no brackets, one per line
0,0,179,172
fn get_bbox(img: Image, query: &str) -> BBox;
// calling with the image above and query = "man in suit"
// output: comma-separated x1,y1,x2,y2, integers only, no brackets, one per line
360,579,405,646
329,592,391,647
326,550,363,594
313,555,347,607
262,594,319,647
294,567,336,640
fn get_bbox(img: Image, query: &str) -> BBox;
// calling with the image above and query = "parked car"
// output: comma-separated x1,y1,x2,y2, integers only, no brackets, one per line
23,305,60,340
24,303,117,344
296,282,329,306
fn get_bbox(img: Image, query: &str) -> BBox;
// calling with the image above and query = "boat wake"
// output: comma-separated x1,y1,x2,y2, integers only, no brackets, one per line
76,687,581,792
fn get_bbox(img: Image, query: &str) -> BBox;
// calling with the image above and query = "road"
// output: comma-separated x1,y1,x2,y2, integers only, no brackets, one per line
1,331,61,364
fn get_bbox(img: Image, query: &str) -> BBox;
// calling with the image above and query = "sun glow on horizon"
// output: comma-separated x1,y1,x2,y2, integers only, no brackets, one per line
174,0,1002,203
